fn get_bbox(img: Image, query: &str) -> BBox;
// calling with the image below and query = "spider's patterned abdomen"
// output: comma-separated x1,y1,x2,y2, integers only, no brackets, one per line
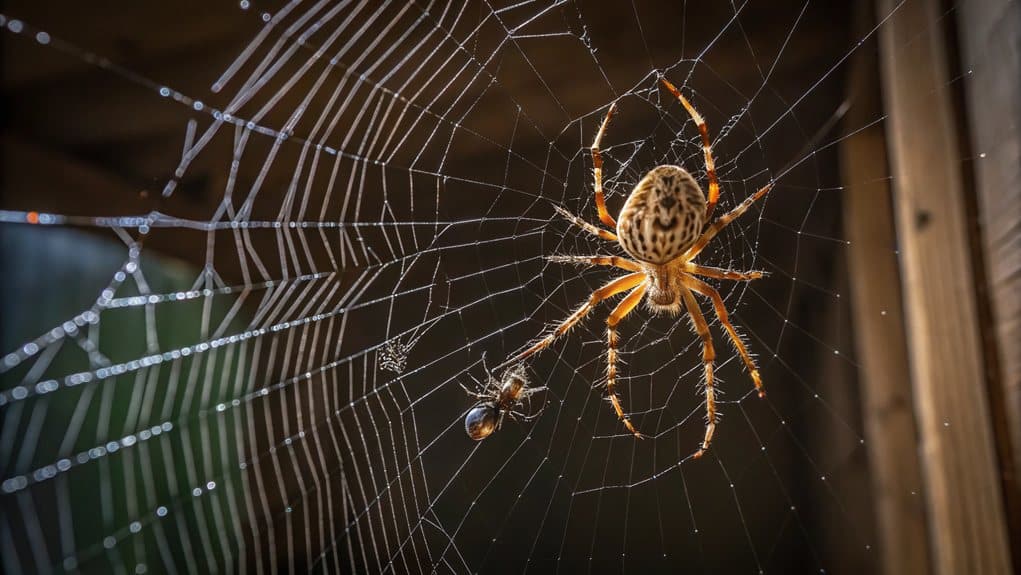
616,165,706,264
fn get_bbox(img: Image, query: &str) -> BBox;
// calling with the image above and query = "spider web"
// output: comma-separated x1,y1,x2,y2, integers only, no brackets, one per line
0,0,962,572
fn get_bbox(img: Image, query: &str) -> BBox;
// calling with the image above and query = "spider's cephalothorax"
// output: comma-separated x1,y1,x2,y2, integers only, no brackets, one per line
617,165,706,314
516,78,774,458
462,365,545,441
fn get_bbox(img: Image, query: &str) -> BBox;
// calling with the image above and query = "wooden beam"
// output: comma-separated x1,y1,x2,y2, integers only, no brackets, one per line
877,0,1013,573
842,4,931,573
956,0,1021,545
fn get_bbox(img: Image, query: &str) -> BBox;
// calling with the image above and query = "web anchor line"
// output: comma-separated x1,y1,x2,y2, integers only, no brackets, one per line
0,3,886,573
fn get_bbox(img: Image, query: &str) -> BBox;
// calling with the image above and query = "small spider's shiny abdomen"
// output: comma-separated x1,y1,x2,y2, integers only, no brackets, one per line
465,404,499,440
617,165,706,264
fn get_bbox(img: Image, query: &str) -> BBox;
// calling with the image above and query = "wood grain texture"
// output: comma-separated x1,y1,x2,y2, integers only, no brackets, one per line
956,0,1021,536
878,0,1013,572
843,5,932,571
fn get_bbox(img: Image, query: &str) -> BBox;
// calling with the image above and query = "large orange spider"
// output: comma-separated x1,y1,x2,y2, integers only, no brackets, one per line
516,78,773,458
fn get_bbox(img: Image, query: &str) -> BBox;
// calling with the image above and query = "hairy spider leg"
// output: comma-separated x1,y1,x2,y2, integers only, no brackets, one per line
553,205,618,242
660,78,720,220
516,385,548,419
510,385,549,422
515,272,645,362
606,282,648,438
480,351,492,379
684,183,773,260
459,382,489,400
682,275,764,397
683,262,765,282
520,385,547,399
591,102,619,229
508,410,542,422
459,369,490,399
681,288,718,459
547,254,642,272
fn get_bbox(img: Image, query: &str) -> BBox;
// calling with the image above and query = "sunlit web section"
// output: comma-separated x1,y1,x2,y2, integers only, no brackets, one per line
0,0,926,573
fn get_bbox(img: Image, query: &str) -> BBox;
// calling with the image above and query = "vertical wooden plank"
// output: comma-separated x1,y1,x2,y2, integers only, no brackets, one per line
877,0,1013,573
956,0,1021,533
842,4,931,573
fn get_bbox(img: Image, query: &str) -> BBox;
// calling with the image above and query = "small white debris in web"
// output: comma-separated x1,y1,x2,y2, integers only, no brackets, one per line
379,338,412,374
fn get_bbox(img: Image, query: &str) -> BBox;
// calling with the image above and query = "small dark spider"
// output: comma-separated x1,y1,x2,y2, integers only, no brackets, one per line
462,363,546,441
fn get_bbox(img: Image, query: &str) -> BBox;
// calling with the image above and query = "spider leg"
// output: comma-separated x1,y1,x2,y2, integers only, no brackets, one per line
514,272,645,362
683,183,773,260
520,385,548,399
458,373,489,399
548,255,642,272
681,288,718,459
591,103,619,229
606,282,648,439
682,275,764,397
660,78,720,220
512,387,548,422
683,262,766,282
458,381,488,400
480,351,492,377
511,408,544,422
553,205,618,242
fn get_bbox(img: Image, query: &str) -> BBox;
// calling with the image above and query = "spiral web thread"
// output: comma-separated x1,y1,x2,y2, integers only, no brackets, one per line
0,1,968,573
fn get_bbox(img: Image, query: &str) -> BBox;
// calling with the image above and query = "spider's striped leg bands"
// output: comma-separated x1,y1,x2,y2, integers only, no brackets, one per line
683,263,766,282
553,205,618,242
591,102,619,230
548,255,641,272
684,183,773,260
514,272,645,362
683,275,764,397
682,289,717,459
660,78,720,220
606,283,648,439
